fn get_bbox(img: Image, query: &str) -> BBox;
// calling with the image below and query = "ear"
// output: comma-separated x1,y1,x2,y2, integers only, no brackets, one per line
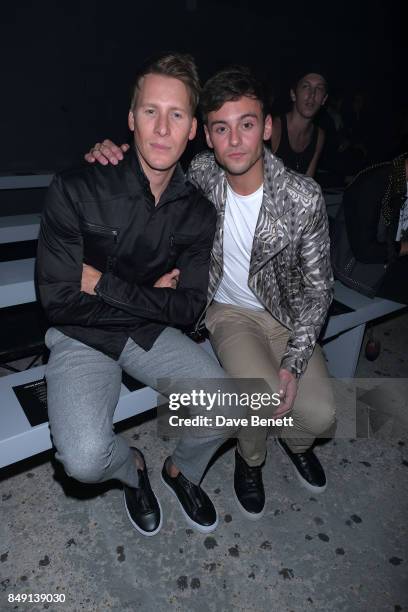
128,110,135,132
204,124,214,149
188,117,197,141
321,93,328,107
290,88,296,103
263,114,273,141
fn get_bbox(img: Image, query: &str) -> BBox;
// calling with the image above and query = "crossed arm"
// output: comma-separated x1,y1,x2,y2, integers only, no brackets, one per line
37,175,215,329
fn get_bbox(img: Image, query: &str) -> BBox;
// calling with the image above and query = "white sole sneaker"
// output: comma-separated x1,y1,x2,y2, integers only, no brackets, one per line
276,438,327,494
123,490,163,536
161,475,218,534
232,485,266,521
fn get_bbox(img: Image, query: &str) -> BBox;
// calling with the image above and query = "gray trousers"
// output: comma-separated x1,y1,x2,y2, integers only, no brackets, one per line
45,327,243,488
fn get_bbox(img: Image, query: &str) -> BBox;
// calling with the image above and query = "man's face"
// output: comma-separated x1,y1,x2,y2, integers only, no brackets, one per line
204,96,272,176
128,73,197,174
291,73,328,119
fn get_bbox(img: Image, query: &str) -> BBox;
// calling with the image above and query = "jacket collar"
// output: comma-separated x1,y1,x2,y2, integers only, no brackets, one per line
124,145,194,203
209,147,291,276
210,146,288,217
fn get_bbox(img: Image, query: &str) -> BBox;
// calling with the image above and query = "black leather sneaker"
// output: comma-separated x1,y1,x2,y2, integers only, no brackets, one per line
277,438,327,493
123,448,162,536
161,458,218,533
233,449,265,520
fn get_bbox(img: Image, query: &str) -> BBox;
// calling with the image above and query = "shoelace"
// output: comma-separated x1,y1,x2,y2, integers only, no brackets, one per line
242,464,263,492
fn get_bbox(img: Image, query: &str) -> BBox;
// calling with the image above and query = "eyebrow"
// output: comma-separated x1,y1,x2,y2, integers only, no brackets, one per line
209,113,259,127
140,103,187,112
302,80,326,88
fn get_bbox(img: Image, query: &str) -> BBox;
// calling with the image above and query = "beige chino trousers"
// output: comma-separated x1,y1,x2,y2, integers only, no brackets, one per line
205,302,336,466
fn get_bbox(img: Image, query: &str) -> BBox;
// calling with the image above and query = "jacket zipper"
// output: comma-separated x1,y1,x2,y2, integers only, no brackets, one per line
83,222,119,243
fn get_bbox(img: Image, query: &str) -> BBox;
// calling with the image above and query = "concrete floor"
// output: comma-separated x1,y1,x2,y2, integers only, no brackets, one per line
1,312,407,612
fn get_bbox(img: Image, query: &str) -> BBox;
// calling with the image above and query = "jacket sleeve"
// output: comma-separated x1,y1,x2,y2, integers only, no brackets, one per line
280,188,334,378
95,204,216,327
37,175,147,327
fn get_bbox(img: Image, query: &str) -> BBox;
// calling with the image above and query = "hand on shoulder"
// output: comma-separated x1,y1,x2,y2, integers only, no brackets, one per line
84,140,129,166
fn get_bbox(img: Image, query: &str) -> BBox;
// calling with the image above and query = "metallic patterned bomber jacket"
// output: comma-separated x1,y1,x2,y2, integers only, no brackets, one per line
188,147,334,378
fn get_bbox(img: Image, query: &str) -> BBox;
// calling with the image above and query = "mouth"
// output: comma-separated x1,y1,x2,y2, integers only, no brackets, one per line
150,143,171,151
227,152,246,159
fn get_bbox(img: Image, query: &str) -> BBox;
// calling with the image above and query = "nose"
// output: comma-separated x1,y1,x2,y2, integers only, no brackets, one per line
155,112,170,137
229,126,241,147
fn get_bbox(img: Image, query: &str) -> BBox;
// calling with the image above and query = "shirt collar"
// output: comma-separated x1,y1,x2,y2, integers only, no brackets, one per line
125,145,193,202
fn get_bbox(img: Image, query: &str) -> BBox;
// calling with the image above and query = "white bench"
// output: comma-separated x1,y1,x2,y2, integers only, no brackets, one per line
0,214,41,244
0,340,217,469
0,283,405,468
0,173,53,190
321,281,405,377
0,365,158,468
1,256,404,377
0,258,37,307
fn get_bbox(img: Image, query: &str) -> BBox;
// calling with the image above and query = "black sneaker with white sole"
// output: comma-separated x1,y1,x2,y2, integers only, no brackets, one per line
276,438,327,493
233,449,265,520
161,458,218,533
123,448,162,536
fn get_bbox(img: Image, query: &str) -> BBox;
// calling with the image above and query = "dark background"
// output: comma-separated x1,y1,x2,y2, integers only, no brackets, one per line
0,0,405,189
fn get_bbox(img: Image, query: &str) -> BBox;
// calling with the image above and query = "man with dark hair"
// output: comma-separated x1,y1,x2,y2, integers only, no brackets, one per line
37,53,244,537
86,65,336,520
271,69,328,177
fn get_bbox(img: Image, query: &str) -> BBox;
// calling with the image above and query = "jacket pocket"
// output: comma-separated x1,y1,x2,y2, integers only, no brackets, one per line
81,221,120,272
167,233,194,268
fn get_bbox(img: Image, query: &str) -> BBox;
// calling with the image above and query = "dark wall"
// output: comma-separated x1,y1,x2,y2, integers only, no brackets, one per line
0,0,404,179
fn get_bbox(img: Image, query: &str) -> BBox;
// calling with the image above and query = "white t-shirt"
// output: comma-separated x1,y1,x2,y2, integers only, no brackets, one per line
214,182,264,310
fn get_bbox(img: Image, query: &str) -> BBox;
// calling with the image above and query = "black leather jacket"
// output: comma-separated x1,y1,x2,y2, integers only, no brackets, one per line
36,148,216,359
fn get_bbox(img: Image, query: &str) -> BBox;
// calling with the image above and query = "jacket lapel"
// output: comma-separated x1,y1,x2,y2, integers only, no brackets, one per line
249,150,291,276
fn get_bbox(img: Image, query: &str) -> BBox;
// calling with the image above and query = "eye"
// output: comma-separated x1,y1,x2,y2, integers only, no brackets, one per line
242,121,254,130
172,111,184,119
214,126,227,134
145,108,156,116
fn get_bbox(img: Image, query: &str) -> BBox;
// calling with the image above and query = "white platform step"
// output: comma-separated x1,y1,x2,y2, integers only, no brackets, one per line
0,173,53,190
0,365,158,469
0,214,41,244
0,258,37,307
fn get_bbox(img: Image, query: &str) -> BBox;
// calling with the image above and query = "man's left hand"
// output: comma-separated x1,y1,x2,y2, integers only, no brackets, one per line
275,368,298,416
81,264,102,295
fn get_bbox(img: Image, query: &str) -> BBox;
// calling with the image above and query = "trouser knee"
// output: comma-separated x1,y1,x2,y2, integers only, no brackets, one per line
302,401,336,437
57,442,110,484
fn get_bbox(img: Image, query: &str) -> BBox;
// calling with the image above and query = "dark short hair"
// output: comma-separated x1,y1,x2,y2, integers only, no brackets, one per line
200,65,268,124
290,68,328,93
130,53,201,114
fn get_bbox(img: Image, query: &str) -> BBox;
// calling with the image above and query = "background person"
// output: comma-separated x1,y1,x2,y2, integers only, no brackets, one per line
271,69,328,177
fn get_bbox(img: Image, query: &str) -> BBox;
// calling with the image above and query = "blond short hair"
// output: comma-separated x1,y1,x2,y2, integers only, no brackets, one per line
130,53,201,114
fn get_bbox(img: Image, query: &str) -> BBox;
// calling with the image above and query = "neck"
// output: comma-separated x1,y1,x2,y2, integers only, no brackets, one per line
287,109,313,132
226,158,264,196
137,153,176,204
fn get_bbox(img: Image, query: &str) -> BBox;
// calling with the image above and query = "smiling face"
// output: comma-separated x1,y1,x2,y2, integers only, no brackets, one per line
204,96,272,182
128,73,197,177
291,73,328,119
